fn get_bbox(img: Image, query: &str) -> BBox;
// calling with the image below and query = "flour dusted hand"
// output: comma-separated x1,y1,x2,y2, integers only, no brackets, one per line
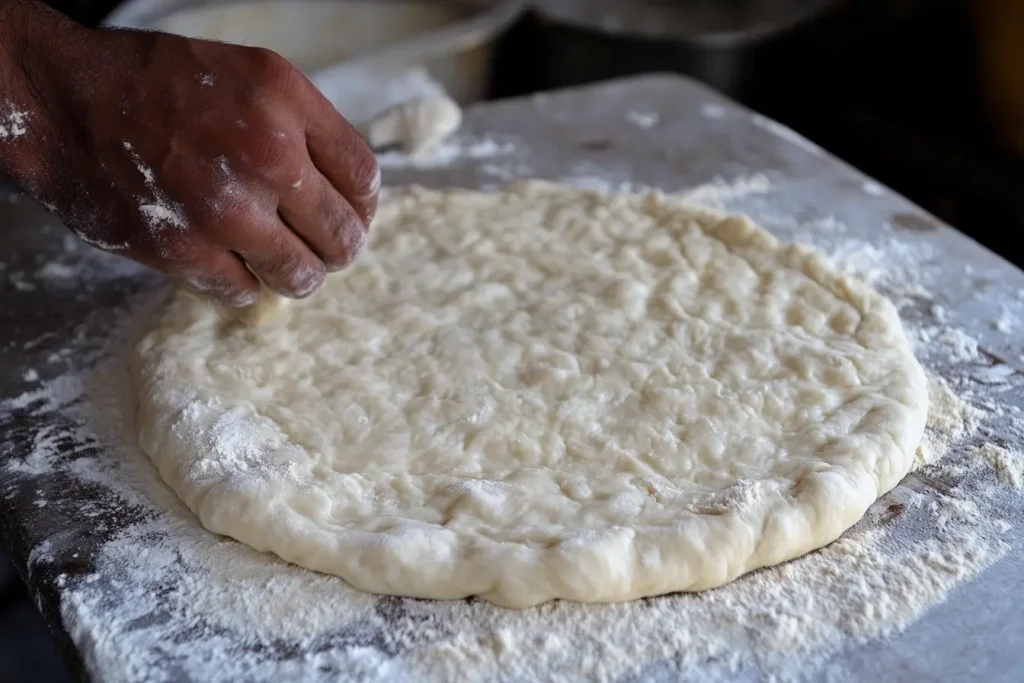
0,1,379,305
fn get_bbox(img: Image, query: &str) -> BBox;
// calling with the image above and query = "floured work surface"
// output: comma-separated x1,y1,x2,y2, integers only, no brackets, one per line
2,75,1024,681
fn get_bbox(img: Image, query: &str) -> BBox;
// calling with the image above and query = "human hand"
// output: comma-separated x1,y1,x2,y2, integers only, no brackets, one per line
0,3,379,306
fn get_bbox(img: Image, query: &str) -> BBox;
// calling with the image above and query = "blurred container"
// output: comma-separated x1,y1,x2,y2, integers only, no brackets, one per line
531,0,836,100
973,0,1024,154
105,0,522,106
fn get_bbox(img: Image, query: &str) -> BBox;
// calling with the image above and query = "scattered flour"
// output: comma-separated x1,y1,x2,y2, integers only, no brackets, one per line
974,443,1023,490
138,204,186,229
993,306,1018,333
77,234,129,252
970,364,1016,386
679,173,773,207
913,375,981,469
826,237,938,289
1,116,1021,677
625,111,659,129
122,142,155,185
122,141,187,232
479,161,535,184
938,330,980,362
37,262,78,280
700,103,726,120
0,106,28,140
861,181,886,196
378,136,516,170
1,275,1017,682
7,271,36,292
548,172,772,204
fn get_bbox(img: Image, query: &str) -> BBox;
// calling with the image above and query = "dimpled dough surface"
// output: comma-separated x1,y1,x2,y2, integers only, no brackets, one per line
132,181,928,608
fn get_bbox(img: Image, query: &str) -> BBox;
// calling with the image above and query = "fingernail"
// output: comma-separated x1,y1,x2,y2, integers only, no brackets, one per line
367,165,382,195
292,264,326,298
228,289,260,308
327,229,367,272
350,227,368,254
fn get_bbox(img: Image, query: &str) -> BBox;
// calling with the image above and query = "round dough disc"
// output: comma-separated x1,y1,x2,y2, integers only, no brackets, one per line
132,181,928,608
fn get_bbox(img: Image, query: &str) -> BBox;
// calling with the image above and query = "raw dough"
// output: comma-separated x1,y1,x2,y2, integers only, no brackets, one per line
132,181,928,608
364,94,463,156
215,283,291,327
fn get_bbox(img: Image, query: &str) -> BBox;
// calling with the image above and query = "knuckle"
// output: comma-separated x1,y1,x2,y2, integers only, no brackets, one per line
248,47,295,86
201,182,263,227
202,189,244,223
251,131,294,172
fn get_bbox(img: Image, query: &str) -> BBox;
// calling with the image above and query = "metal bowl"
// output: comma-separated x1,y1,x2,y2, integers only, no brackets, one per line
105,0,524,105
535,0,835,48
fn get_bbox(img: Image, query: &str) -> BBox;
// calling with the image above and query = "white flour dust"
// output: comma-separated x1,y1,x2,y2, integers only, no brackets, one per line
122,142,155,185
557,171,773,203
2,174,1021,681
122,141,187,233
626,111,659,129
77,234,129,252
378,136,516,170
6,231,138,295
974,443,1024,490
138,204,186,229
861,181,886,196
700,103,726,120
993,305,1019,333
2,314,1014,682
0,105,28,140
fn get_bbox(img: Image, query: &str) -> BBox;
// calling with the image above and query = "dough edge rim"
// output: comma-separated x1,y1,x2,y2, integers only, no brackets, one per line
131,180,930,608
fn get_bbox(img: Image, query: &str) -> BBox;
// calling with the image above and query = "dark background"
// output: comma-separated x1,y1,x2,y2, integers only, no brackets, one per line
485,0,1024,269
3,0,1023,680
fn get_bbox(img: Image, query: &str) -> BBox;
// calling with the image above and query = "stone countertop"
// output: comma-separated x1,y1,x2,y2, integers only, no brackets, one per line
1,74,1022,682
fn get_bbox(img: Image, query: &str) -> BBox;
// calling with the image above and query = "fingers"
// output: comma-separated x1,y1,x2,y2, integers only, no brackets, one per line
305,98,381,227
278,168,367,272
123,50,380,302
230,214,326,298
176,250,261,307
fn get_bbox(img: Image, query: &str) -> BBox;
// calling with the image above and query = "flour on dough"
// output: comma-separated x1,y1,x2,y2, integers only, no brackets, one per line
131,181,929,608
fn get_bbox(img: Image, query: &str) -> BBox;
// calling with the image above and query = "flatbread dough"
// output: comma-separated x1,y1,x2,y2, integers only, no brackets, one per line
364,94,463,156
132,181,928,608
